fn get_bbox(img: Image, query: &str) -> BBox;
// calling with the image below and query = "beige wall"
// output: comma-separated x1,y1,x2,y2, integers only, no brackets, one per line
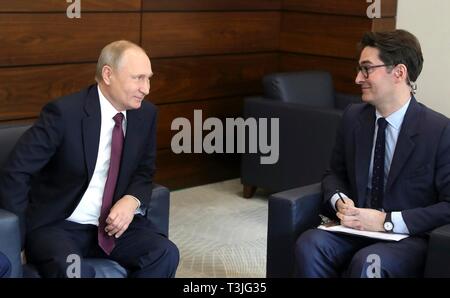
397,0,450,116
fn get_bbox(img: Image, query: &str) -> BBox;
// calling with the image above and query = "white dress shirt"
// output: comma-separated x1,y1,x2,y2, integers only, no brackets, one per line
66,86,127,226
330,99,412,234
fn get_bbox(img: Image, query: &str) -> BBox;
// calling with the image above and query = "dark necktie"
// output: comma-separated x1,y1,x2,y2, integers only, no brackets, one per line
370,117,388,210
98,112,124,255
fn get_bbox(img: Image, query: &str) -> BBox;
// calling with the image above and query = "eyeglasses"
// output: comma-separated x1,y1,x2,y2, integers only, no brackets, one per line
356,64,393,79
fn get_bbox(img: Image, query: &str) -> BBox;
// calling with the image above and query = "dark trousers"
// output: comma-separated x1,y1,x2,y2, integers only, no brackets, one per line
0,251,11,278
295,228,427,277
25,215,179,278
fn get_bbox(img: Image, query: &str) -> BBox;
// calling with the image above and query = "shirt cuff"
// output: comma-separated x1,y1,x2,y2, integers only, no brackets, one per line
391,211,410,234
128,195,145,215
128,195,141,209
330,192,349,211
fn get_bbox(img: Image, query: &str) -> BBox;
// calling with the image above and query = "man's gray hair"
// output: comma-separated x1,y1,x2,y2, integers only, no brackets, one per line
95,40,147,83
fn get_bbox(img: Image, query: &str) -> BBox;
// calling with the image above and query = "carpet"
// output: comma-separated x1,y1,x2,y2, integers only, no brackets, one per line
169,179,268,278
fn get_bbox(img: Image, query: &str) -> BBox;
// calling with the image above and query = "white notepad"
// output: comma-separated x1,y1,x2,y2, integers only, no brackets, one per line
317,224,410,241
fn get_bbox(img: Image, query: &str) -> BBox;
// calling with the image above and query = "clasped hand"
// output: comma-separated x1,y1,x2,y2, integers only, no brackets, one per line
103,195,139,238
335,198,386,232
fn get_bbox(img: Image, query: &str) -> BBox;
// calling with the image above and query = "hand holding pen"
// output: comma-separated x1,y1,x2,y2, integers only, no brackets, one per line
335,189,354,211
336,189,346,205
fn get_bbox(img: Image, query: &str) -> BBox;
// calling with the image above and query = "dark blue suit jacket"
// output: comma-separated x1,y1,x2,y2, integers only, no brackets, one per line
322,97,450,235
0,85,158,244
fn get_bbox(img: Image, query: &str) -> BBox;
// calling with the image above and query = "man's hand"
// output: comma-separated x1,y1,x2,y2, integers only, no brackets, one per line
335,197,355,213
104,195,139,238
336,207,386,232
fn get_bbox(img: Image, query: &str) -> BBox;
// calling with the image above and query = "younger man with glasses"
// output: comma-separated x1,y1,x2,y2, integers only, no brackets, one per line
295,29,450,277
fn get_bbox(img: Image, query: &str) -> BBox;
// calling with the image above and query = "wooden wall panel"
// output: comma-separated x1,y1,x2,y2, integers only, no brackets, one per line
143,0,281,11
0,54,276,121
279,1,397,96
0,63,95,121
280,12,373,59
151,53,278,104
157,97,243,150
0,13,140,66
0,0,141,12
0,0,398,189
372,17,396,32
142,12,280,57
155,149,240,190
280,53,360,94
283,0,397,17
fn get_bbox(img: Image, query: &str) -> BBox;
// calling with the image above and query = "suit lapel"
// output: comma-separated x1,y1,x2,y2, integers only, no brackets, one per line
82,86,101,182
385,97,420,191
354,106,376,207
121,109,144,167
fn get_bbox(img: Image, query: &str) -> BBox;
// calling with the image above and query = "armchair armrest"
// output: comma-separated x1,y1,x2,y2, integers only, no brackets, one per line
0,208,23,277
267,183,322,277
424,223,450,277
146,184,170,237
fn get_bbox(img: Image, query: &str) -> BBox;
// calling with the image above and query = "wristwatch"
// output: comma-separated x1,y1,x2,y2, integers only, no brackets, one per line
383,212,394,233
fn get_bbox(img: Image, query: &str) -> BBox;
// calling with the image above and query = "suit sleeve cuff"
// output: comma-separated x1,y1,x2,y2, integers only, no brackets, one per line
128,195,141,208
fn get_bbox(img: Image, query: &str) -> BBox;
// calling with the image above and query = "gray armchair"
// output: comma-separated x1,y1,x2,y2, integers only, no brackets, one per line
0,124,170,278
266,183,450,277
241,71,360,198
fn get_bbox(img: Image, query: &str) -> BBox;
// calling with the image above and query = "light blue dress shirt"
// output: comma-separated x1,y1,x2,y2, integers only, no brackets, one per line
331,99,411,234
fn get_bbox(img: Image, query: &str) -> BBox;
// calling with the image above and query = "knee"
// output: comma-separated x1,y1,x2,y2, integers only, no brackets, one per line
41,256,71,278
347,250,383,278
37,255,95,278
152,239,179,278
164,240,180,267
295,229,326,259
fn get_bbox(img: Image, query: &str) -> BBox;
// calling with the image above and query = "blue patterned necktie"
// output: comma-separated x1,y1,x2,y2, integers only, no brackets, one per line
370,117,388,210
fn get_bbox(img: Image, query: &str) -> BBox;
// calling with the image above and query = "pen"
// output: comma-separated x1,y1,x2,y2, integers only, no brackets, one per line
336,189,346,205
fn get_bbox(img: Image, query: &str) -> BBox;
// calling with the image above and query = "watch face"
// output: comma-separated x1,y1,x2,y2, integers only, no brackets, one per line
384,222,394,231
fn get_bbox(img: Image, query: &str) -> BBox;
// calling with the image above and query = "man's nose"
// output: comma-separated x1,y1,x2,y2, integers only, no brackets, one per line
140,80,150,95
355,71,365,85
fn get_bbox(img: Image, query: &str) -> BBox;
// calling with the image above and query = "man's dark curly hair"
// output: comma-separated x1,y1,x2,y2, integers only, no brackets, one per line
359,29,424,83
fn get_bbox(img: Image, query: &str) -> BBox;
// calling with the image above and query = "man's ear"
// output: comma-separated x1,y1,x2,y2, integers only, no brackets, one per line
394,64,408,81
102,65,113,85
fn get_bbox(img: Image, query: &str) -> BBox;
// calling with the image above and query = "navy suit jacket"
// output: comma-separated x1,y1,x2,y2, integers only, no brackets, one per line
0,85,158,244
322,97,450,235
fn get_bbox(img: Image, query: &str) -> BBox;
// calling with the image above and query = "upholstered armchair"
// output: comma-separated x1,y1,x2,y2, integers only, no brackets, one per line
241,71,360,198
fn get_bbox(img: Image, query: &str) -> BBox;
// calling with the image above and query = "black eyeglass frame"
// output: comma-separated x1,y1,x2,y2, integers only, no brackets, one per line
356,64,393,79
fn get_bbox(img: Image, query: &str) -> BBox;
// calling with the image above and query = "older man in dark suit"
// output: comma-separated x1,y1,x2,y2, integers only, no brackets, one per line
295,30,450,277
0,40,179,278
